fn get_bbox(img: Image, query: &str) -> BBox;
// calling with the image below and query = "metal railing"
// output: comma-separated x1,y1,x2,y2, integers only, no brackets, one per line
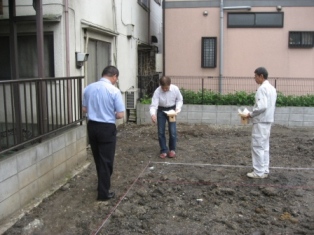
138,74,160,99
0,76,85,155
138,75,314,99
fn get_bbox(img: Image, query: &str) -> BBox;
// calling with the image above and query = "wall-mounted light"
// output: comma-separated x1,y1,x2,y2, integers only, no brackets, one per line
203,10,208,16
76,52,89,68
276,5,282,11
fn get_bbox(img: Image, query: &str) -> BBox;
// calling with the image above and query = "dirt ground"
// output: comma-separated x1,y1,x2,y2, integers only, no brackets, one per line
2,123,314,235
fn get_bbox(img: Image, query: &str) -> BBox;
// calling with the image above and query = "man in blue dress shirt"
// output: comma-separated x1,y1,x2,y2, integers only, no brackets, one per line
82,65,125,201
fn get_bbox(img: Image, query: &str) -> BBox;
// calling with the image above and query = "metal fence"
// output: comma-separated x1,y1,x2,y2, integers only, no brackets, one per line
138,75,314,99
138,74,160,99
0,76,85,155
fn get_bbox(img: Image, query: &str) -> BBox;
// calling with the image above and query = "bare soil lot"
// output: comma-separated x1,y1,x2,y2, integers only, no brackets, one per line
2,123,314,235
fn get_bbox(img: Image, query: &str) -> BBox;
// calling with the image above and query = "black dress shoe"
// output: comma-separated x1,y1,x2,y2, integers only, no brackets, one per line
97,192,115,201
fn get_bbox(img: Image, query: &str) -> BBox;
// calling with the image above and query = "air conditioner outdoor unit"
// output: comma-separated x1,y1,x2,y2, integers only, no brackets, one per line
125,88,138,109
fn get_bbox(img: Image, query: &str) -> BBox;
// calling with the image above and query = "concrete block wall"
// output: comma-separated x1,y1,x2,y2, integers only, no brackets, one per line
137,104,314,127
0,124,87,222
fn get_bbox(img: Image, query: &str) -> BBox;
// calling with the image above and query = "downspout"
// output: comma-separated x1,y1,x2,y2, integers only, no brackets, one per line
219,2,251,94
148,0,151,49
113,0,120,91
84,29,89,86
9,0,22,143
113,0,118,67
219,0,223,94
64,0,70,77
35,0,48,135
64,0,72,122
162,0,165,76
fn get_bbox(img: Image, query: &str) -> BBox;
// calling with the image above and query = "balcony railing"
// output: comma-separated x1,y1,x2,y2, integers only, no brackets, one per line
0,76,85,155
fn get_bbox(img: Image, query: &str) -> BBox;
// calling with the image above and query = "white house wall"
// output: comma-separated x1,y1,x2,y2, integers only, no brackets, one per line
71,0,152,95
115,0,149,93
1,0,162,123
150,0,163,54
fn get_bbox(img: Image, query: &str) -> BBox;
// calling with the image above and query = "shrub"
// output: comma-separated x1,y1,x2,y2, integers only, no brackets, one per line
139,90,314,107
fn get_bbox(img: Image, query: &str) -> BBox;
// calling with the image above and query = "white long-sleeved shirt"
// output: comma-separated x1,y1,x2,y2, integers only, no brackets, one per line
149,84,183,116
250,80,277,123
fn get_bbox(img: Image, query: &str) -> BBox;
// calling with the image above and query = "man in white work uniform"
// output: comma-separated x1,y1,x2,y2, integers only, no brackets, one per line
246,67,277,179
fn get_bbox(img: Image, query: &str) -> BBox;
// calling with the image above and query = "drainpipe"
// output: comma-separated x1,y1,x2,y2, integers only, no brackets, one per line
219,2,251,94
9,0,22,143
84,29,89,86
113,0,118,67
219,0,223,94
162,0,165,76
113,0,120,90
35,0,48,135
64,0,70,77
148,0,150,48
64,0,72,122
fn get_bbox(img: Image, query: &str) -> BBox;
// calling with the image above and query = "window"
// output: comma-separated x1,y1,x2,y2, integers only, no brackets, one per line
0,33,55,80
202,37,217,68
87,40,111,84
228,12,284,28
138,0,149,11
289,31,314,48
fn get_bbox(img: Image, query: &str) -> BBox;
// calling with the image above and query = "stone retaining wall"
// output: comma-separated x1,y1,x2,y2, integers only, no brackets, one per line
137,104,314,127
0,124,87,222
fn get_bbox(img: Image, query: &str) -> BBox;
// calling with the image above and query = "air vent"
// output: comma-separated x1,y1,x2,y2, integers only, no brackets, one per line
125,88,138,109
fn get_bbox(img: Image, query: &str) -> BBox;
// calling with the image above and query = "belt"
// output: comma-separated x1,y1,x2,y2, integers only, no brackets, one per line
88,120,115,126
158,105,176,111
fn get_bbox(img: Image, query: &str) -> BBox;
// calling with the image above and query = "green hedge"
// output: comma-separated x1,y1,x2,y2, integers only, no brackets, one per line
140,89,314,107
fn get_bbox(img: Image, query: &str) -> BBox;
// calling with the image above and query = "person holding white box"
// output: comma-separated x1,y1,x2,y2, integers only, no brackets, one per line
245,67,277,179
150,76,183,159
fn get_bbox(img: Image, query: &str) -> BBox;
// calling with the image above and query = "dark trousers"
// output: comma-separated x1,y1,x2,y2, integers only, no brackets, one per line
157,105,177,153
87,121,116,198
